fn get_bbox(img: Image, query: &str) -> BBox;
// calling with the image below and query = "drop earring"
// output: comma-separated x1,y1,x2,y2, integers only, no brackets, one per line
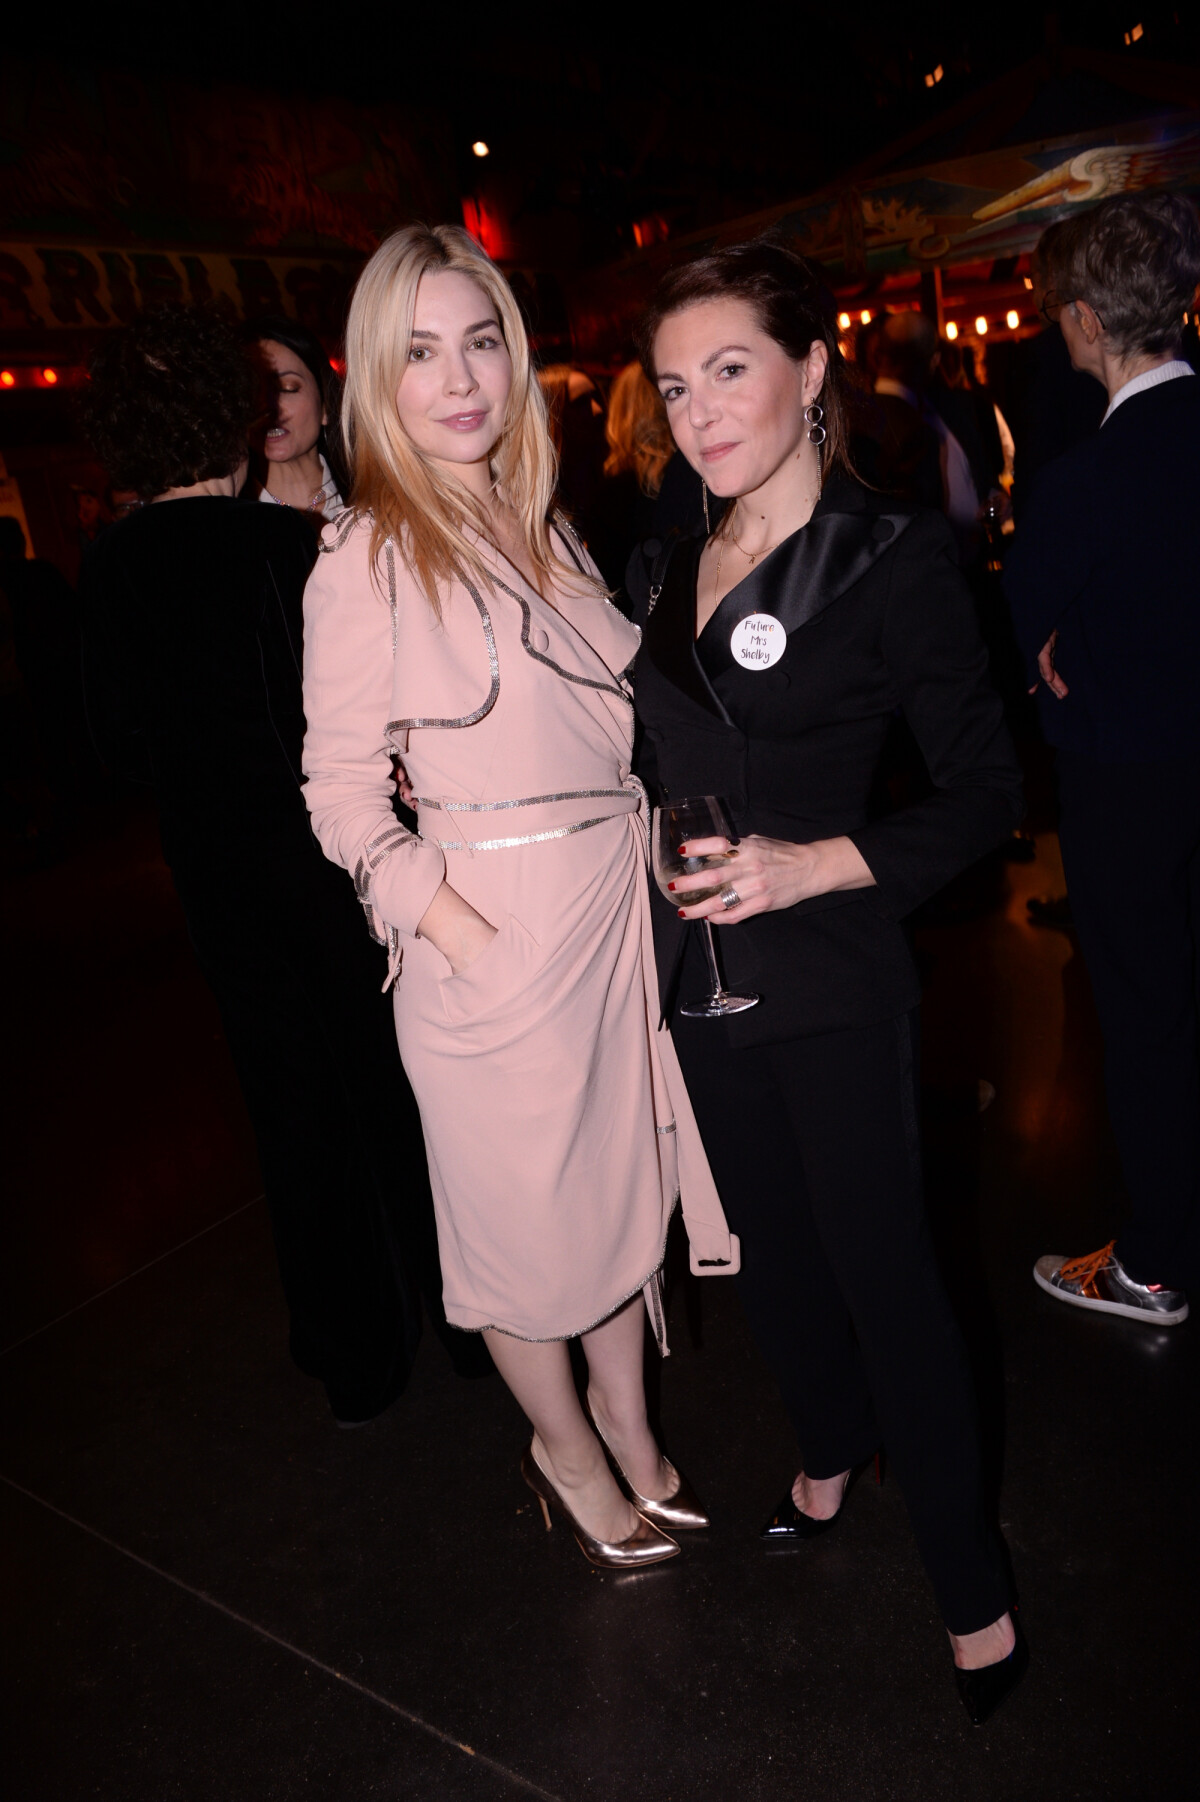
805,403,826,445
701,480,711,535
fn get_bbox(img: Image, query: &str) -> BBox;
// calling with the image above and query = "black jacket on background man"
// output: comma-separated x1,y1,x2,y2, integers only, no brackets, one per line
1005,375,1200,761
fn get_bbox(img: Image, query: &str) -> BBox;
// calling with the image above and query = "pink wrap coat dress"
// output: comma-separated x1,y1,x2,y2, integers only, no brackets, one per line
300,513,738,1350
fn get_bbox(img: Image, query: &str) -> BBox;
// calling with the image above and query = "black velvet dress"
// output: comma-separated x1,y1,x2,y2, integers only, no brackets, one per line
80,497,475,1421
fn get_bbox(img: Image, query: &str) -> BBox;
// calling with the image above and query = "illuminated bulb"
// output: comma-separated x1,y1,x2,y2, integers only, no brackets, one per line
471,140,490,158
945,321,959,341
0,369,15,388
1006,309,1020,330
975,316,988,335
837,312,851,331
42,367,58,384
1023,276,1034,289
860,309,871,325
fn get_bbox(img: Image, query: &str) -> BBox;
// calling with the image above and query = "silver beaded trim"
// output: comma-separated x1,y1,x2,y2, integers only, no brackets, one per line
386,575,500,734
352,822,415,944
317,511,360,555
489,573,631,704
429,812,623,853
554,516,588,575
384,541,398,655
365,824,408,868
623,771,650,817
413,787,628,814
352,854,386,944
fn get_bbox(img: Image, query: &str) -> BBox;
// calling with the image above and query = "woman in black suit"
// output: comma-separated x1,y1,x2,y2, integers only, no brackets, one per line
629,240,1026,1722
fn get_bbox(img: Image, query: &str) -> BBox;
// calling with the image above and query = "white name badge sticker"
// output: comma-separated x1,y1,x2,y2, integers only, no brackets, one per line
730,612,787,670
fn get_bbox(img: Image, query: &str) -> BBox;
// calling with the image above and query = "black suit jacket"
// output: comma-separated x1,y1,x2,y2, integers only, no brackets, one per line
628,476,1023,1045
1002,325,1106,521
1004,374,1200,762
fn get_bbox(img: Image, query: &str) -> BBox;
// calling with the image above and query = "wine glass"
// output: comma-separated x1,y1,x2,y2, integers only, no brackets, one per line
652,796,759,1018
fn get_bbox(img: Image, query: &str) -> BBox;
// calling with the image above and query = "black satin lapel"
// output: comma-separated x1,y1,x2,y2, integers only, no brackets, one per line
642,533,732,723
698,509,917,679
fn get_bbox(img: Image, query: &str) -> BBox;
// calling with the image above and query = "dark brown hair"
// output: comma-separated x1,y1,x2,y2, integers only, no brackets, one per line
78,303,255,498
244,314,349,499
1041,192,1200,357
635,236,856,480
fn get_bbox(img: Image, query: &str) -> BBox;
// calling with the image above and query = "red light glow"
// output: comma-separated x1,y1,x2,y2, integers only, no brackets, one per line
631,214,669,250
42,367,58,385
460,196,508,261
0,370,15,388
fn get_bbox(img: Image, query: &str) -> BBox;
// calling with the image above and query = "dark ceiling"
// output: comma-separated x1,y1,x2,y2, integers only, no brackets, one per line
6,4,1199,268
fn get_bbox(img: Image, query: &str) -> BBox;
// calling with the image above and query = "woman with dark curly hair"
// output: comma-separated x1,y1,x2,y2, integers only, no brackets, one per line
78,303,479,1422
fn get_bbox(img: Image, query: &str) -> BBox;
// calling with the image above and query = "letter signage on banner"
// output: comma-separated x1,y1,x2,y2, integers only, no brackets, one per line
0,245,361,338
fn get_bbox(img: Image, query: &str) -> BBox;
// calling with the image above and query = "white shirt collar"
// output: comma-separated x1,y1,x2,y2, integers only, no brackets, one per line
258,452,344,517
1101,359,1194,425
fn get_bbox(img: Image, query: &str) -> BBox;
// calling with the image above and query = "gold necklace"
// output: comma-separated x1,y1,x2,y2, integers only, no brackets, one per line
712,502,777,610
728,502,783,566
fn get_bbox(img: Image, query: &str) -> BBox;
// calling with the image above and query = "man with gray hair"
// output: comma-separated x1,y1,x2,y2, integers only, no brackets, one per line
1006,190,1200,1327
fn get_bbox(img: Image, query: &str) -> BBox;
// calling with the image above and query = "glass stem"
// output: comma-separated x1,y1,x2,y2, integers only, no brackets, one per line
700,921,725,1000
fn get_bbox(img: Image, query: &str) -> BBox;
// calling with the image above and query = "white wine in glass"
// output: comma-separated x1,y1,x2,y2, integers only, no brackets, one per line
652,796,759,1019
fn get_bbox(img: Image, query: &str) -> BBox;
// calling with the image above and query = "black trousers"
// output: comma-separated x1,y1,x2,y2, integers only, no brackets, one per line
175,842,456,1421
671,945,1010,1634
1057,750,1200,1289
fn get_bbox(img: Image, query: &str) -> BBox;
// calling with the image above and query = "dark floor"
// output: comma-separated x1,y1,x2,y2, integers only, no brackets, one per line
2,797,1194,1801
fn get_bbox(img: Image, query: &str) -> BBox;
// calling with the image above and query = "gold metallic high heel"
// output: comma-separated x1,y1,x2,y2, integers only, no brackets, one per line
520,1443,680,1569
586,1399,711,1532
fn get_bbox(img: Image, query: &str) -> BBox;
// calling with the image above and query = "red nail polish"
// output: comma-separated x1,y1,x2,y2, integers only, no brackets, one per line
677,908,686,917
667,882,676,891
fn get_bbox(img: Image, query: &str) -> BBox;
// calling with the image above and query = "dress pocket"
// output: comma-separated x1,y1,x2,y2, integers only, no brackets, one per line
439,913,541,1027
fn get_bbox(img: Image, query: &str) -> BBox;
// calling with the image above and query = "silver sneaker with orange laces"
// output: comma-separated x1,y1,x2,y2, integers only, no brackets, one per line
1034,1240,1188,1325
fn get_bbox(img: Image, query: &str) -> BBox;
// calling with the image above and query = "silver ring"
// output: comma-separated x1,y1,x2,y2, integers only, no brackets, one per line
721,886,740,910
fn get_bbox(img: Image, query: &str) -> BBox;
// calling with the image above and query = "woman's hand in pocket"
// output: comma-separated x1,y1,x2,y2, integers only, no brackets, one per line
416,883,498,974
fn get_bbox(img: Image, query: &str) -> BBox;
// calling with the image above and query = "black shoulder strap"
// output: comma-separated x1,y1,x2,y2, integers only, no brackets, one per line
644,528,682,616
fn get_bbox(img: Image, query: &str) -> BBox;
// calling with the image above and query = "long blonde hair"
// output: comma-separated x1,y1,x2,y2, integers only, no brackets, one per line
603,360,673,496
342,223,597,610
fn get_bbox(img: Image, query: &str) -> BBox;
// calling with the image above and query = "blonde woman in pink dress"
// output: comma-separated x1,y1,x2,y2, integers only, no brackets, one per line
300,225,739,1569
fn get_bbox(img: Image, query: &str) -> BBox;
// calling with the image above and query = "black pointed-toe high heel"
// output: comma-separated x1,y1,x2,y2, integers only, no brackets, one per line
759,1455,880,1542
954,1618,1029,1726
